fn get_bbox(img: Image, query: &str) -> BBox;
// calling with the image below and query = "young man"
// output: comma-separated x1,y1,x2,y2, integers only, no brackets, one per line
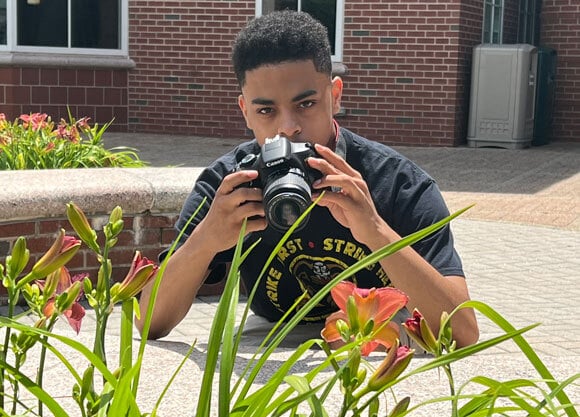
137,10,479,347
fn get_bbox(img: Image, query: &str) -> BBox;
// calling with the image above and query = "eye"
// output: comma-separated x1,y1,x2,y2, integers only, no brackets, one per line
299,100,315,109
257,107,274,115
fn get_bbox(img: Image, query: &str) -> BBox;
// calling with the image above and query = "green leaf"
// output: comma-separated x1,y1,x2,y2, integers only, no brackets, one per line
0,317,116,385
0,357,70,416
276,375,328,417
196,217,248,417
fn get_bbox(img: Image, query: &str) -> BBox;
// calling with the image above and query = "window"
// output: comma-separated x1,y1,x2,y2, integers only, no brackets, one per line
482,0,503,44
518,0,541,45
0,0,6,45
257,0,344,61
1,0,127,55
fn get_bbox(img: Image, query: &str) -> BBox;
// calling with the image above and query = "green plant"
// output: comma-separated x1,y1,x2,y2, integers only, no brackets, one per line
0,202,578,416
0,202,174,416
0,112,146,169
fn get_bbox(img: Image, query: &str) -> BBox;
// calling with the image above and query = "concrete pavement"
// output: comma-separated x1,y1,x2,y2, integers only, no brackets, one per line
3,133,579,415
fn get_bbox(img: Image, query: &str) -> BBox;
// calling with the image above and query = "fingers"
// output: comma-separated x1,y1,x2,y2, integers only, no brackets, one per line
219,170,260,195
199,170,267,248
312,143,361,178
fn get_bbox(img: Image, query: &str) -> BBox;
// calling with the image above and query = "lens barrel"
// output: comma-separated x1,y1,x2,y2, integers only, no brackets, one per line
263,171,312,232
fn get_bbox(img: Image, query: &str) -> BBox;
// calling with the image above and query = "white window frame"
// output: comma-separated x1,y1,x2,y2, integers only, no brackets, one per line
255,0,344,62
482,0,504,44
0,0,128,56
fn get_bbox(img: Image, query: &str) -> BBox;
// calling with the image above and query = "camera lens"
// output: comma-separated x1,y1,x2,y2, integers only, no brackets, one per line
263,170,312,232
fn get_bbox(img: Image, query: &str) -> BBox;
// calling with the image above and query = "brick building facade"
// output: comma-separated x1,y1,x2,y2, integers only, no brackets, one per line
1,0,579,146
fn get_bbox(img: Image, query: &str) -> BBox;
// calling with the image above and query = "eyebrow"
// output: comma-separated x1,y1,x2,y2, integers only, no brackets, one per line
251,89,318,106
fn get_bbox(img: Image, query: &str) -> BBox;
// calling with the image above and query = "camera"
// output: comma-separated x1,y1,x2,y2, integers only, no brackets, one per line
236,134,323,232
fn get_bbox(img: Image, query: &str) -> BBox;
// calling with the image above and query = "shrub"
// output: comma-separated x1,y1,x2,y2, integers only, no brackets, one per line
0,112,146,169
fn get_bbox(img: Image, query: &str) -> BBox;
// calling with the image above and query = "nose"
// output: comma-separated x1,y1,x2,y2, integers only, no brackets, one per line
277,111,301,139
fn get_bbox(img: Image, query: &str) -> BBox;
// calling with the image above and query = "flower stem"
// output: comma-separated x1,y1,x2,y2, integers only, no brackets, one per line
443,364,458,417
0,287,18,411
93,312,109,368
37,316,57,417
93,246,112,369
11,354,22,415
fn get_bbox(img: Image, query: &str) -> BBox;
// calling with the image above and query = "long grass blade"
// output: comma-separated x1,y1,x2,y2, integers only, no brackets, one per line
0,358,70,416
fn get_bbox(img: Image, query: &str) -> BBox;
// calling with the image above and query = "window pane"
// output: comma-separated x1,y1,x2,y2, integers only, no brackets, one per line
262,0,337,55
492,5,501,43
483,4,492,42
18,0,68,47
302,0,337,55
262,0,297,14
72,0,120,49
0,0,6,44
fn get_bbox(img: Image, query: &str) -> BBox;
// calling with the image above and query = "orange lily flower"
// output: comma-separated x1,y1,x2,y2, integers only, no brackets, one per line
321,281,409,356
41,267,87,334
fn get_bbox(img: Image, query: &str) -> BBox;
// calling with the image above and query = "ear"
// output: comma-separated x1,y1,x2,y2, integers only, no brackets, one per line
331,76,343,115
238,94,252,129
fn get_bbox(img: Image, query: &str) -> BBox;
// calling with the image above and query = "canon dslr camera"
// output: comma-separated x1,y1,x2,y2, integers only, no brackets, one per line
236,134,322,232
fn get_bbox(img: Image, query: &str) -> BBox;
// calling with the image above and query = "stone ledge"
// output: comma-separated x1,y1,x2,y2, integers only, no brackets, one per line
0,167,204,221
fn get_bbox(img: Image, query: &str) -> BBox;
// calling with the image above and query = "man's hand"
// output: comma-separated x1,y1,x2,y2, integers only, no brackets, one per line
194,170,267,253
308,143,390,251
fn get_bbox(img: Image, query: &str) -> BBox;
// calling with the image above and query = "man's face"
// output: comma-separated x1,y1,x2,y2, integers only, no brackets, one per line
238,60,343,147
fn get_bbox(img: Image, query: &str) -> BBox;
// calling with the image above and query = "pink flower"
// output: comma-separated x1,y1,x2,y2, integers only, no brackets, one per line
41,267,86,334
367,339,414,390
55,119,80,142
110,251,158,303
402,309,438,354
31,229,81,278
321,281,409,356
77,117,91,130
19,113,48,130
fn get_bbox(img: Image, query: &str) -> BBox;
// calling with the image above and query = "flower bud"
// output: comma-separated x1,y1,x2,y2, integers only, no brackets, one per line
67,203,99,253
30,229,81,279
402,309,438,354
58,281,82,312
388,396,411,417
346,295,360,334
42,269,61,299
110,251,158,304
7,236,29,277
367,340,414,390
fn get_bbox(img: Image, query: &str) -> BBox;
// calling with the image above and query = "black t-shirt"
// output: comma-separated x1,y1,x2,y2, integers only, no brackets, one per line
163,128,464,323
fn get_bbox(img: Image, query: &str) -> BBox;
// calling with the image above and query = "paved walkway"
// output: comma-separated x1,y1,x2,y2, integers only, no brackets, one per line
3,134,580,415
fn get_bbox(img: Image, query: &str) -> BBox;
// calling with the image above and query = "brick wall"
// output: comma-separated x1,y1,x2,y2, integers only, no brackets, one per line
338,0,486,146
127,1,253,137
0,212,178,302
128,0,489,146
0,67,129,130
541,0,580,143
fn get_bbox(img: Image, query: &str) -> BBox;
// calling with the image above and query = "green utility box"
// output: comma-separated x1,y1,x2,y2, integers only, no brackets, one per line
533,47,557,146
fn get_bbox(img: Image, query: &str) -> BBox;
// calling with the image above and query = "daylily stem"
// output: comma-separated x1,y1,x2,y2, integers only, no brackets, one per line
93,245,112,368
37,316,57,417
443,364,458,417
11,354,22,415
93,312,109,369
0,287,19,411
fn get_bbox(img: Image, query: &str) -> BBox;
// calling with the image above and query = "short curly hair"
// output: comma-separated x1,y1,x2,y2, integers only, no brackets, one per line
232,10,332,87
